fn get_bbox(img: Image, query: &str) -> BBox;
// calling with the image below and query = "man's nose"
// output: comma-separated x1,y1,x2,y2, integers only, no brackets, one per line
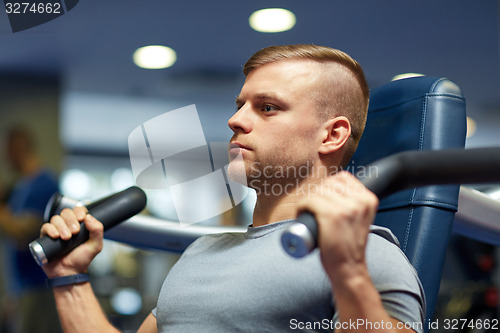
228,104,252,133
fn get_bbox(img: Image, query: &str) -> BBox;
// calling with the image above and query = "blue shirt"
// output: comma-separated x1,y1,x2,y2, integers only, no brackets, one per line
6,169,59,294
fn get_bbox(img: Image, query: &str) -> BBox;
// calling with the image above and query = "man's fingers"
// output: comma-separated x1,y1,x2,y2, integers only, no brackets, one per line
49,215,73,240
73,206,88,220
40,222,60,238
45,206,91,240
84,214,104,251
60,208,81,235
84,214,103,234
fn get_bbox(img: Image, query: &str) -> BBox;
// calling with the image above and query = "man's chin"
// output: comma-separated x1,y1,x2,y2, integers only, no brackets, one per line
227,160,249,186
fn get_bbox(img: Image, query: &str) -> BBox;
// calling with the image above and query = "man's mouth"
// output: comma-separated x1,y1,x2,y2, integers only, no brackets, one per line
229,141,252,157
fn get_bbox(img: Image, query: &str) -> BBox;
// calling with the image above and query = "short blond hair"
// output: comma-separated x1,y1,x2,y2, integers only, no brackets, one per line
243,44,369,166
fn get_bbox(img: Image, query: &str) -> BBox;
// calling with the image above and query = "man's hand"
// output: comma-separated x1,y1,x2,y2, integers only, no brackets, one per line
40,206,104,279
38,207,130,333
296,171,378,279
296,172,417,332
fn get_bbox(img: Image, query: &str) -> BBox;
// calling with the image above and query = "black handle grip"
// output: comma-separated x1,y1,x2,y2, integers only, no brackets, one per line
29,186,147,266
281,147,500,258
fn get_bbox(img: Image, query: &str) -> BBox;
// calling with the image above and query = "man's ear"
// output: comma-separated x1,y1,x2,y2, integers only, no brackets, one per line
318,116,351,155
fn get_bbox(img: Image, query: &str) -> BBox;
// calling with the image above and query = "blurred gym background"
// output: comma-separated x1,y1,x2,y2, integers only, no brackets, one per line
0,1,499,332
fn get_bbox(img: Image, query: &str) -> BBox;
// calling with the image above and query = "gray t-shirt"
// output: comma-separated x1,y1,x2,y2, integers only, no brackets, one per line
153,220,425,332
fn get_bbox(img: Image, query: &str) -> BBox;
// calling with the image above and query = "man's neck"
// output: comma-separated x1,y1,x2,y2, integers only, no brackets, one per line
252,195,297,227
20,155,41,177
251,176,322,227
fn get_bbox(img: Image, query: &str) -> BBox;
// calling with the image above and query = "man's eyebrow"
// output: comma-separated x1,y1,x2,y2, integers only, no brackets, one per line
236,92,287,105
254,92,283,102
235,95,243,106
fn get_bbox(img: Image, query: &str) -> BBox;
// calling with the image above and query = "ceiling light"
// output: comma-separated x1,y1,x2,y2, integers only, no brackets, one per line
391,73,425,81
249,8,296,33
60,169,92,200
133,45,177,69
466,117,477,138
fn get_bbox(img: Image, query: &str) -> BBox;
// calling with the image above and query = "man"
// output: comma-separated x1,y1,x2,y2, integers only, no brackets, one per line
40,45,425,332
0,126,61,333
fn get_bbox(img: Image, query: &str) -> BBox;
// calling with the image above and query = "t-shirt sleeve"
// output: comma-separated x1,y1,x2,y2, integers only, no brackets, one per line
366,231,426,333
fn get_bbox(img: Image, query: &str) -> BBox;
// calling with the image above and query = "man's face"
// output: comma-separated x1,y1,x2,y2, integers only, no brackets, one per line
227,60,327,189
6,136,24,171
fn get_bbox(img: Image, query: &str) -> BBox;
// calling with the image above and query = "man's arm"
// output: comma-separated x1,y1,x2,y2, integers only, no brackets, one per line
297,172,418,333
40,207,157,333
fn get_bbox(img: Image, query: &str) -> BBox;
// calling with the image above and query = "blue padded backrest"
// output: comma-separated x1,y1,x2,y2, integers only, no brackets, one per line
350,76,466,325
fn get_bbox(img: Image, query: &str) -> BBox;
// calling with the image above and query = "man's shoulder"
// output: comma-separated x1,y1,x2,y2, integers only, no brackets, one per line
31,169,59,191
366,225,422,291
369,225,400,247
366,225,410,266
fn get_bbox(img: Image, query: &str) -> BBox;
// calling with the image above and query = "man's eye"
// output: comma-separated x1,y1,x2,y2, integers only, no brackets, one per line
263,104,278,112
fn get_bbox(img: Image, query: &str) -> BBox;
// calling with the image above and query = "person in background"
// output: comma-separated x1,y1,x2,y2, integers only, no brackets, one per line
0,126,61,333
